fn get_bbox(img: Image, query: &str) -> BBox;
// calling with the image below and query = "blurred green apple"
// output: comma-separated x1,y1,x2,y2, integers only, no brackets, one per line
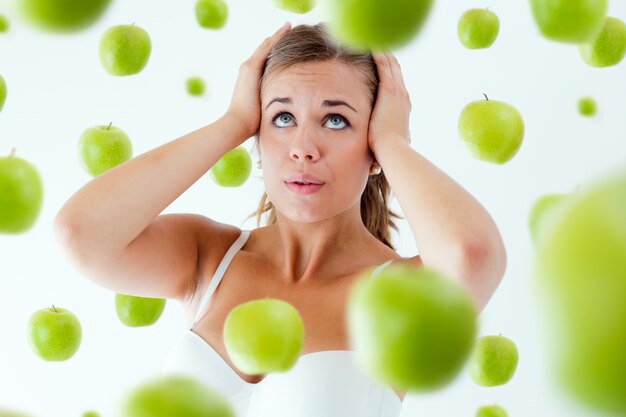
577,97,597,116
116,294,166,327
209,146,252,187
476,404,508,417
0,74,6,111
529,193,571,249
122,375,234,417
578,17,626,68
322,0,433,50
186,76,205,96
536,171,626,414
348,265,477,391
27,306,82,361
195,0,228,29
99,24,151,76
468,335,519,386
0,149,43,234
223,299,304,375
81,411,100,417
273,0,316,14
78,124,132,176
10,0,111,32
0,15,9,33
457,8,499,49
0,408,34,417
458,95,524,164
529,0,607,43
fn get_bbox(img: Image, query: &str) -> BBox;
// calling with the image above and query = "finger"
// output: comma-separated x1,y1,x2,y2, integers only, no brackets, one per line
385,51,406,87
372,50,395,84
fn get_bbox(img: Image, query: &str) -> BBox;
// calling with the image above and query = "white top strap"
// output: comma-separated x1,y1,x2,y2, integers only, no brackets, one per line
370,259,394,280
190,230,251,330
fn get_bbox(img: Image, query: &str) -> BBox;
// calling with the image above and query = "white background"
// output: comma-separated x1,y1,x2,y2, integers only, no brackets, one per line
1,0,625,416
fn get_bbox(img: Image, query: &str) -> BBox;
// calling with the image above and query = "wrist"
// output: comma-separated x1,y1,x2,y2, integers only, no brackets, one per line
207,114,248,152
371,135,409,158
218,113,256,146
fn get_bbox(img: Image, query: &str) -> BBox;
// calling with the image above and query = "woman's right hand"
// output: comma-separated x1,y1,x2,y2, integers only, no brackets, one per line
225,22,292,141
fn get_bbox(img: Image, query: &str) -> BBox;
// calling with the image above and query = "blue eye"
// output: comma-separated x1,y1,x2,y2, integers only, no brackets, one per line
271,112,351,130
273,113,295,127
325,114,349,129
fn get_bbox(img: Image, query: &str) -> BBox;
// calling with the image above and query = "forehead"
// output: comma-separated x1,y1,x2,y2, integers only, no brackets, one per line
262,60,371,111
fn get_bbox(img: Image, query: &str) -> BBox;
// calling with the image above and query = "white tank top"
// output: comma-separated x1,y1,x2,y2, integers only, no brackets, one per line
162,230,402,417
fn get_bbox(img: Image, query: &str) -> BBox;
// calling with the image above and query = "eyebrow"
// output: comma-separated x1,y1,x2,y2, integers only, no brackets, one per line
264,97,358,113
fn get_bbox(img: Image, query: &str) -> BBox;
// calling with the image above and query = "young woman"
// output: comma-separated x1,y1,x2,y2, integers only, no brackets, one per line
54,22,507,417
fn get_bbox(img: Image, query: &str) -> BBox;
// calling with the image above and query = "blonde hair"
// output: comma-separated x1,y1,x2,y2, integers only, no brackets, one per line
245,23,402,249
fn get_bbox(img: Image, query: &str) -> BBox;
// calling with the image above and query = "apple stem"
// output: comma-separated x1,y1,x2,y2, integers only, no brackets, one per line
132,22,135,26
52,305,58,313
9,147,16,157
107,122,112,130
483,93,489,101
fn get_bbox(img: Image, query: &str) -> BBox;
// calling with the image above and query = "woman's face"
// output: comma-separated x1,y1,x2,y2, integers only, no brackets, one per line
259,60,374,223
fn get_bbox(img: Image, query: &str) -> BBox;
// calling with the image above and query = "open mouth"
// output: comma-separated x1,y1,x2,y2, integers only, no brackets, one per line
284,181,324,195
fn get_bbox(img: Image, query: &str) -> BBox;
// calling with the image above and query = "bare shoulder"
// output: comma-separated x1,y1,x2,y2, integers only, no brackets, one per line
391,254,423,268
194,216,243,274
187,216,243,302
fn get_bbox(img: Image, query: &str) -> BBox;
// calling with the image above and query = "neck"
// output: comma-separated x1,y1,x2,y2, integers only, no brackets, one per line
270,205,377,283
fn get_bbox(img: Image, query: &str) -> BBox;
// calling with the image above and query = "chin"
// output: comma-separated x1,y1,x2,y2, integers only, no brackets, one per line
277,206,328,224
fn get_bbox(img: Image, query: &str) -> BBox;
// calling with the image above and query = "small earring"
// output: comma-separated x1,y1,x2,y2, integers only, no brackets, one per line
369,163,382,176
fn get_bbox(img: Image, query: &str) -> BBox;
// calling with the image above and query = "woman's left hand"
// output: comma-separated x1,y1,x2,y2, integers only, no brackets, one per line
368,50,412,155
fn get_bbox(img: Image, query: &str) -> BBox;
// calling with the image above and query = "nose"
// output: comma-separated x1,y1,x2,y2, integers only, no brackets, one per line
289,127,320,162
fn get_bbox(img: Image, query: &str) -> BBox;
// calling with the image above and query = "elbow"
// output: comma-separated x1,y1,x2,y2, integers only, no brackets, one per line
455,237,507,313
53,212,81,251
53,213,93,267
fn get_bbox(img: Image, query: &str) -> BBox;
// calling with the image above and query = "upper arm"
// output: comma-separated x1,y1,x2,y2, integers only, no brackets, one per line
57,213,235,303
399,242,506,314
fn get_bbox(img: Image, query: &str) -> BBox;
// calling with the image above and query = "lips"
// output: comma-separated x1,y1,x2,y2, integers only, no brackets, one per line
284,173,325,185
284,182,324,195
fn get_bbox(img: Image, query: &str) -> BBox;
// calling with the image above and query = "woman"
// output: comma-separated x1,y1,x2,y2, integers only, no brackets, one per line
54,22,507,417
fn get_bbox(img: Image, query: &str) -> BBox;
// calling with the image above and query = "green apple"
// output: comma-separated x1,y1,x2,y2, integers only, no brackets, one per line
578,97,597,116
0,408,34,417
195,0,228,29
457,9,499,49
458,95,524,164
10,0,111,32
27,306,82,361
209,146,252,187
0,15,9,33
348,265,477,391
186,76,205,96
78,123,132,176
529,0,607,43
99,25,151,76
0,74,6,111
116,294,166,327
0,149,43,234
529,193,571,249
322,0,433,50
536,171,626,414
273,0,316,14
223,298,304,375
122,375,234,417
476,404,508,417
468,335,519,386
578,17,626,68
